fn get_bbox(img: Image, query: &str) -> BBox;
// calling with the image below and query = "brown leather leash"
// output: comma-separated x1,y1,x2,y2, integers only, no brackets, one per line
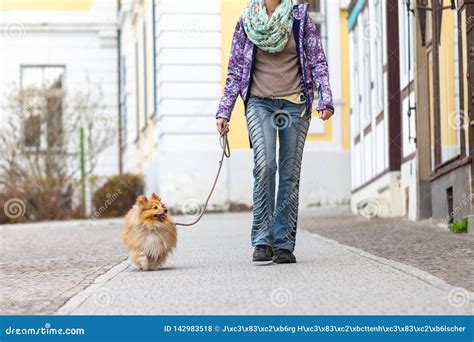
174,123,230,227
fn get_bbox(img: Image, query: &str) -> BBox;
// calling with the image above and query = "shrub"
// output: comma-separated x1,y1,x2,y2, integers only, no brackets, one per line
0,178,78,223
0,192,26,224
92,173,144,218
448,217,468,234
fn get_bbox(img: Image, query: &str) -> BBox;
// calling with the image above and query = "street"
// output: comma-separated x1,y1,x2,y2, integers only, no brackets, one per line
1,208,472,315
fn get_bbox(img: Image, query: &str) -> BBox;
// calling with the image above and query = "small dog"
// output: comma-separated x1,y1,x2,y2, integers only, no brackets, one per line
122,193,177,271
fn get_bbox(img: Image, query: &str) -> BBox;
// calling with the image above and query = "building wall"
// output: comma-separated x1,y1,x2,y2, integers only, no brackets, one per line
0,0,119,178
348,0,402,218
422,0,472,226
431,164,471,222
348,0,423,219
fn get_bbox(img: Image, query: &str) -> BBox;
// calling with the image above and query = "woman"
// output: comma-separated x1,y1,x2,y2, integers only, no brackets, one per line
216,0,334,264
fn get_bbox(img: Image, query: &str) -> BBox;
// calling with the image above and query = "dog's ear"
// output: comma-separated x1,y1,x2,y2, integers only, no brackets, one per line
151,192,161,201
137,195,148,207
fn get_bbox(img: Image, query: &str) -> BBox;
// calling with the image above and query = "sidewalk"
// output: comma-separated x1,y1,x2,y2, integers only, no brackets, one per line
0,218,126,314
300,208,474,292
54,210,472,315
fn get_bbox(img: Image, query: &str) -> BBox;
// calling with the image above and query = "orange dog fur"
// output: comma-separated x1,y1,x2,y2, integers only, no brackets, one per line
122,193,177,271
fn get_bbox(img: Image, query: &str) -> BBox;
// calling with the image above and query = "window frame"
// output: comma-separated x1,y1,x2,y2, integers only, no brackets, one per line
19,65,66,151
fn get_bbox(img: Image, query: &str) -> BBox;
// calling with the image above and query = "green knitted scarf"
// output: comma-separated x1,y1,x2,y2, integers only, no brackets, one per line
242,0,294,53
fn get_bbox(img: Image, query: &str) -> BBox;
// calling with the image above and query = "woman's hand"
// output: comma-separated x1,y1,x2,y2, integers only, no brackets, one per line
318,109,333,121
216,118,229,134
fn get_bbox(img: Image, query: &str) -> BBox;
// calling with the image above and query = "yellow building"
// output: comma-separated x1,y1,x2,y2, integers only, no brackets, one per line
414,0,473,225
348,0,472,226
119,0,352,212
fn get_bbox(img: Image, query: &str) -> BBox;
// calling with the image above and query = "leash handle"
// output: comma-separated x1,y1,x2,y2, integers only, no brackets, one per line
174,124,230,227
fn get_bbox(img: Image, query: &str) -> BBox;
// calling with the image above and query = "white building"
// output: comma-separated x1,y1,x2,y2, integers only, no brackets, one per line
0,0,120,211
348,0,417,219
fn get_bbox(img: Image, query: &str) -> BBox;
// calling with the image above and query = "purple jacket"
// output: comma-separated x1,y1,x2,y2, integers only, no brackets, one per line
216,3,334,120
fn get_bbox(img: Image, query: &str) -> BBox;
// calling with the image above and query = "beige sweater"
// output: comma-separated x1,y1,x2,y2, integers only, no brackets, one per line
250,33,303,98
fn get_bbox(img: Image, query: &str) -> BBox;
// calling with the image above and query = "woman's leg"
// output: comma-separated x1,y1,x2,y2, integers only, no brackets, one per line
273,101,311,252
245,96,278,248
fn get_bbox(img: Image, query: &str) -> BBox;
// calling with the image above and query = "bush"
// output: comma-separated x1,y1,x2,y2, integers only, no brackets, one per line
0,192,26,224
0,178,77,223
92,173,144,218
448,217,468,234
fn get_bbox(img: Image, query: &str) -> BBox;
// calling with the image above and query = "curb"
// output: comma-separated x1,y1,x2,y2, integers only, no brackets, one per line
56,260,130,315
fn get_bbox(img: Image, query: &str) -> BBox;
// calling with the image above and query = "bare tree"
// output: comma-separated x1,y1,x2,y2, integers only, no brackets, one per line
0,81,115,222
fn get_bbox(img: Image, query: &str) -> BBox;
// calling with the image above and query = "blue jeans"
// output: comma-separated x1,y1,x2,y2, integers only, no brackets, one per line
245,95,311,252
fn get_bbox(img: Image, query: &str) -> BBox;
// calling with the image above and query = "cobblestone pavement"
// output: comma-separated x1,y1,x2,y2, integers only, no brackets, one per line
58,211,473,315
299,208,474,292
0,219,127,314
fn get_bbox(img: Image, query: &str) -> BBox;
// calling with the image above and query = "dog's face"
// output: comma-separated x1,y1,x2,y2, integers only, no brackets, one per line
137,193,169,224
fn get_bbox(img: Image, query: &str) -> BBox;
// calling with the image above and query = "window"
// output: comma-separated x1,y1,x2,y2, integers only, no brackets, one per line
374,0,384,109
306,0,320,13
436,10,460,164
427,1,465,171
24,115,40,147
352,26,360,136
399,0,415,86
20,66,64,148
361,9,371,127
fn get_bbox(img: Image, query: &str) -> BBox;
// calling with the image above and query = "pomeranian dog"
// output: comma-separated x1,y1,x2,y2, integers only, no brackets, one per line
122,193,177,271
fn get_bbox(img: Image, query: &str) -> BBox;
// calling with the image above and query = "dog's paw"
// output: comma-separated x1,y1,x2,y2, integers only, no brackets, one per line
139,255,150,271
